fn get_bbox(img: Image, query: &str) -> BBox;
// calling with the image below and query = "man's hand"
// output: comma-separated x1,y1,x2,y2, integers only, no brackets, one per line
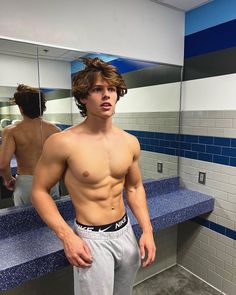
63,233,93,268
139,232,156,267
4,177,16,191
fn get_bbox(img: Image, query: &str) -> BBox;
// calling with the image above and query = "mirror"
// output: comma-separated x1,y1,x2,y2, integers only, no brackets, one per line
0,38,182,211
0,39,39,209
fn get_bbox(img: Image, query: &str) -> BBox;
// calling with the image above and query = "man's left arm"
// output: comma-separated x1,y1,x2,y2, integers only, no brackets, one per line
124,136,156,267
0,127,16,190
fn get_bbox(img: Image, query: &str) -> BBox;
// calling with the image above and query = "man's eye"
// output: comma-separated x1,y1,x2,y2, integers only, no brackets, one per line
93,87,102,92
109,87,116,92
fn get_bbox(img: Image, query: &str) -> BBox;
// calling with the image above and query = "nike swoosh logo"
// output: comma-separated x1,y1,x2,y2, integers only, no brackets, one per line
98,225,112,232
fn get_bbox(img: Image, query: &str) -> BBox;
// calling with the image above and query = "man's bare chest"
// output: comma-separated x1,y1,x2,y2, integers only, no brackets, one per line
67,141,133,183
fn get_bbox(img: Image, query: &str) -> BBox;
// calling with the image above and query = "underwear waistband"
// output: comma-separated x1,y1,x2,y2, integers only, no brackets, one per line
76,212,128,232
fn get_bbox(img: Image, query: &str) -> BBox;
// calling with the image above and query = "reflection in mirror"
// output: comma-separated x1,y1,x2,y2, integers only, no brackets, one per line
36,45,81,197
0,39,39,209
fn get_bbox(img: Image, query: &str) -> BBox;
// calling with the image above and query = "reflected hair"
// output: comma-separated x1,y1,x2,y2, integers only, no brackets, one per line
13,84,46,119
72,57,127,117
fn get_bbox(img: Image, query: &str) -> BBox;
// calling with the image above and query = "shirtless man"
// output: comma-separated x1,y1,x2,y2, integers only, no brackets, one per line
31,58,156,295
0,84,61,206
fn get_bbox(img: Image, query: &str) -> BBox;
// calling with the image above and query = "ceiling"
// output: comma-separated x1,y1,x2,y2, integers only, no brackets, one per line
150,0,213,11
0,39,85,62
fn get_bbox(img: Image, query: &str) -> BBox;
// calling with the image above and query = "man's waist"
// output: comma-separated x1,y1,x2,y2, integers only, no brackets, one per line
75,212,128,232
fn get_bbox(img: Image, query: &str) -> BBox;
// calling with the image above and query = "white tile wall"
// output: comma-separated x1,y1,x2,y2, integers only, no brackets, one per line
179,110,236,294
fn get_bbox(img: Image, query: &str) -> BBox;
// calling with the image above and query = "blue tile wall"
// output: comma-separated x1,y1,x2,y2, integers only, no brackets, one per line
191,217,236,240
126,130,236,167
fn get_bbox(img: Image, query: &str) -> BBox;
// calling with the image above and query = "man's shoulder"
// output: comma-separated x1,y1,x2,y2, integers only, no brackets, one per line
118,128,139,144
41,120,61,132
113,127,140,152
2,124,17,136
45,125,78,143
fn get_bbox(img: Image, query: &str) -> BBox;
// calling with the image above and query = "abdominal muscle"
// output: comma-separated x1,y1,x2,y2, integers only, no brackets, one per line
65,174,127,226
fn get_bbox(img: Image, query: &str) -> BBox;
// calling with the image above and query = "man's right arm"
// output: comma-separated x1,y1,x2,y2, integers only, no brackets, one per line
0,127,16,190
31,134,93,267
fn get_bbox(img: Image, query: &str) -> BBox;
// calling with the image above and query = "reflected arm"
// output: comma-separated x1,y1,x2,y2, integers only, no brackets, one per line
0,127,16,190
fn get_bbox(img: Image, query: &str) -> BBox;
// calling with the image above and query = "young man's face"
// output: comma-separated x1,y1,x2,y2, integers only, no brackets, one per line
82,77,118,118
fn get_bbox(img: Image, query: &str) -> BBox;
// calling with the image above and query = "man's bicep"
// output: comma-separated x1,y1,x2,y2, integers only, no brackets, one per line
0,129,15,166
125,136,143,189
125,159,142,190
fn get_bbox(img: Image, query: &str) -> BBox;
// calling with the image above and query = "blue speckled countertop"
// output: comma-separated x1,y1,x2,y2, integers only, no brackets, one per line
0,177,214,291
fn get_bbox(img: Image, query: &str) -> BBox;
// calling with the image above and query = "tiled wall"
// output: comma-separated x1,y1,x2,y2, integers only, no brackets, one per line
178,111,236,166
178,221,236,295
113,112,179,180
179,2,236,293
178,112,236,295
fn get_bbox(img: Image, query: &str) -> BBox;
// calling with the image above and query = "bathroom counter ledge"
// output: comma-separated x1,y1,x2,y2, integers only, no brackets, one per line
0,177,214,290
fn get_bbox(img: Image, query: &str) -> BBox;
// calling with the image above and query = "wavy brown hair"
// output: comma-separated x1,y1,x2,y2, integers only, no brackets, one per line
14,84,46,119
72,57,127,117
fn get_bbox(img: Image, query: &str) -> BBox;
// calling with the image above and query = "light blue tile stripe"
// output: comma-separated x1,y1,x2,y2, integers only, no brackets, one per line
185,0,236,36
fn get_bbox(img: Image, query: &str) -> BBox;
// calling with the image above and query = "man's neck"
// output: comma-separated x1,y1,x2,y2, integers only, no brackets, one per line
83,115,113,134
22,115,42,122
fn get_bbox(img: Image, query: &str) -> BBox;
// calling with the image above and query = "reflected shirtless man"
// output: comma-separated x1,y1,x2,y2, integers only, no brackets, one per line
0,84,61,206
31,58,156,295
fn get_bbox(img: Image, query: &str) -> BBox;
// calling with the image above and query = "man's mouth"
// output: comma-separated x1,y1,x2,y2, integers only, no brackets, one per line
101,103,112,107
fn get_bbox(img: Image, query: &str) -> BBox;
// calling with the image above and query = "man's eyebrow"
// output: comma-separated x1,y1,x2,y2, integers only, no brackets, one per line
92,84,116,88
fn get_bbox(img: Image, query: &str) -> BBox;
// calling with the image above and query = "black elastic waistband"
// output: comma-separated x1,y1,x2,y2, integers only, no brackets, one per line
76,212,128,232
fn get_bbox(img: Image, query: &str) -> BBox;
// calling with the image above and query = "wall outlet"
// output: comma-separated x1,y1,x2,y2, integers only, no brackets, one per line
198,172,206,185
157,162,163,173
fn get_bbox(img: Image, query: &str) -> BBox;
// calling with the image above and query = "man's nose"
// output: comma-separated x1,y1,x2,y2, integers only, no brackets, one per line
102,88,110,99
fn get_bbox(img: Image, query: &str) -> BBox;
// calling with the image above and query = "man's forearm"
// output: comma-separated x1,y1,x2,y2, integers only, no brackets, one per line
0,165,14,184
32,190,75,241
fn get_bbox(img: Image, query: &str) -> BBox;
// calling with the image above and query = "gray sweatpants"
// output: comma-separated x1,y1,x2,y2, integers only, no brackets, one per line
74,219,141,295
13,175,60,206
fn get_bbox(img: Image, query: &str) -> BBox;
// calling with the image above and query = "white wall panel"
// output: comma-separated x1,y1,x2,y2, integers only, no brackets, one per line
0,0,184,65
38,59,71,89
116,82,181,113
45,97,72,114
182,74,236,111
0,54,38,87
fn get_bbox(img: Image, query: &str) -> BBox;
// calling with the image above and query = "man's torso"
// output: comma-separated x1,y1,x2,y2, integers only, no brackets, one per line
12,119,60,175
61,125,136,225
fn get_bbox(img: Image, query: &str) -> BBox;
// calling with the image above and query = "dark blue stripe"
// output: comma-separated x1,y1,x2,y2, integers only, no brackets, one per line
133,131,236,168
191,217,236,240
56,124,71,130
185,19,236,58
